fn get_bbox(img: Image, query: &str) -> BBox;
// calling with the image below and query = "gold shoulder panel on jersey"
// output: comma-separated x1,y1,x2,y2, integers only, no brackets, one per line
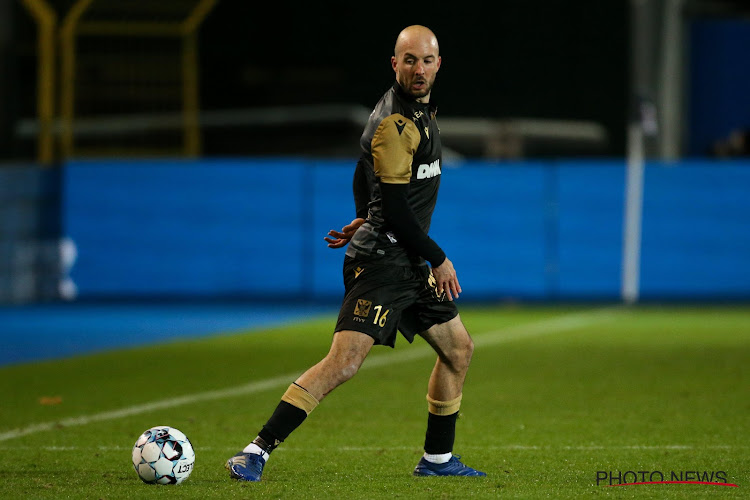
371,113,420,184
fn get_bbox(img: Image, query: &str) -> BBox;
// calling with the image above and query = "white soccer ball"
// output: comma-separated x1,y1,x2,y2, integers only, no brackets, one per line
131,426,195,484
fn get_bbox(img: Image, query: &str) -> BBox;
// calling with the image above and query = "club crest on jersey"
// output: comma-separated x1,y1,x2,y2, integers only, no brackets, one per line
416,159,441,179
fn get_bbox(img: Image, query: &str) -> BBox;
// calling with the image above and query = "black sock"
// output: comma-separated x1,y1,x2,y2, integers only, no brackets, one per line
424,411,459,455
256,400,308,451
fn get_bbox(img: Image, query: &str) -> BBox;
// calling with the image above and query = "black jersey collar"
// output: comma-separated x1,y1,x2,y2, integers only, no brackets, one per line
393,81,438,115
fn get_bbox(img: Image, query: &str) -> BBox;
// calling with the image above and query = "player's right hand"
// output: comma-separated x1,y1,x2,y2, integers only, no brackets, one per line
324,218,365,248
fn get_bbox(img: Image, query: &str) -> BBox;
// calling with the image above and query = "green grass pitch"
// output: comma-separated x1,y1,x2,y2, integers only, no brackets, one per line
0,305,748,498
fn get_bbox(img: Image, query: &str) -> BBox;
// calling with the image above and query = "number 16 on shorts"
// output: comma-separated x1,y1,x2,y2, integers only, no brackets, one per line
353,299,390,327
372,305,390,327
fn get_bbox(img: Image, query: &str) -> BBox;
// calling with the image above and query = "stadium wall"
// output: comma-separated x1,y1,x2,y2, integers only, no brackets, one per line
62,158,750,301
0,165,63,303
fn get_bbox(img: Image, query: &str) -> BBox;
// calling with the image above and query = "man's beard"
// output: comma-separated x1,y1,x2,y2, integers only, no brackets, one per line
407,79,433,98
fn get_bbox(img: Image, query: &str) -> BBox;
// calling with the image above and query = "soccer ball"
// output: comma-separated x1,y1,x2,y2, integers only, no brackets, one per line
131,426,195,484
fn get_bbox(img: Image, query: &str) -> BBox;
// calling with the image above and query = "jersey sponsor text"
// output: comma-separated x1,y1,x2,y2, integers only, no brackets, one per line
417,159,441,179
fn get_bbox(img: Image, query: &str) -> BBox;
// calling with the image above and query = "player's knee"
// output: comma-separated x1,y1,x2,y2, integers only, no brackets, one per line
458,336,475,369
444,336,474,373
465,336,475,358
338,360,361,382
322,354,363,385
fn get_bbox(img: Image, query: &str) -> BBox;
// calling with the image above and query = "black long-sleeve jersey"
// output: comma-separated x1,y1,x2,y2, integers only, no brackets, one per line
346,81,445,267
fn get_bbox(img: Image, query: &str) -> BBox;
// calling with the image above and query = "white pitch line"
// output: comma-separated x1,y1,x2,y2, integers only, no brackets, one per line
0,308,615,443
0,373,299,443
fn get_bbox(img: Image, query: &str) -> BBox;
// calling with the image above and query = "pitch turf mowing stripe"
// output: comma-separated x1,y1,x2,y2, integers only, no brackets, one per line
1,444,744,451
0,308,615,443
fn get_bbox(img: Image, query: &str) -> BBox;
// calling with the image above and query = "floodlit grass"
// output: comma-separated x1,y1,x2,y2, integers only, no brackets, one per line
0,305,748,499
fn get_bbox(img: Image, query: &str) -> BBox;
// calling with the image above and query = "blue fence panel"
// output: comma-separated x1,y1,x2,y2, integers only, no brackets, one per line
62,158,750,300
310,159,358,300
640,160,750,298
556,161,625,298
430,161,548,299
0,165,62,303
64,158,308,296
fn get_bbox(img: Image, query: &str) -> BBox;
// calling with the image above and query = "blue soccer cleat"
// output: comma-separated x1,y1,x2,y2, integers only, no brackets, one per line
413,455,487,477
225,452,266,481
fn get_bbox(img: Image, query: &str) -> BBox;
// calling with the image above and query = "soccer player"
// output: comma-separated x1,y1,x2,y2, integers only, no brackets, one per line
226,24,485,481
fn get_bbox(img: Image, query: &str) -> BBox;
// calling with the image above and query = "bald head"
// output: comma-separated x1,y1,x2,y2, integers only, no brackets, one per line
391,25,441,101
394,25,439,59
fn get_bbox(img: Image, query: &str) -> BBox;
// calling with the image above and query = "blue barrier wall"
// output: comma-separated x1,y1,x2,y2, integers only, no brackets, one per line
0,165,63,303
63,158,750,301
640,162,750,297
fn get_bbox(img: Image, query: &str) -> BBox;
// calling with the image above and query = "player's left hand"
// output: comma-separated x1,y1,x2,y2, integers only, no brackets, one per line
324,218,366,248
431,257,462,301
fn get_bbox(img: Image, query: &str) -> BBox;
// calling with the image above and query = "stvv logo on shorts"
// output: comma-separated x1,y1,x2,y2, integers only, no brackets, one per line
417,159,441,179
354,299,372,318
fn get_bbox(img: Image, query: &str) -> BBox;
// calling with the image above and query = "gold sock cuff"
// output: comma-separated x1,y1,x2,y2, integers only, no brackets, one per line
281,383,320,415
426,393,462,416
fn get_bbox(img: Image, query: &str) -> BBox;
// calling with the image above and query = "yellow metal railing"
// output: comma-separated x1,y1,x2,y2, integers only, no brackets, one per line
181,0,220,158
21,0,219,163
59,0,93,160
19,0,57,166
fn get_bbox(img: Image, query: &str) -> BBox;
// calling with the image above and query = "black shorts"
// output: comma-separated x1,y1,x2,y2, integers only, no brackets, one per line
335,256,459,347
